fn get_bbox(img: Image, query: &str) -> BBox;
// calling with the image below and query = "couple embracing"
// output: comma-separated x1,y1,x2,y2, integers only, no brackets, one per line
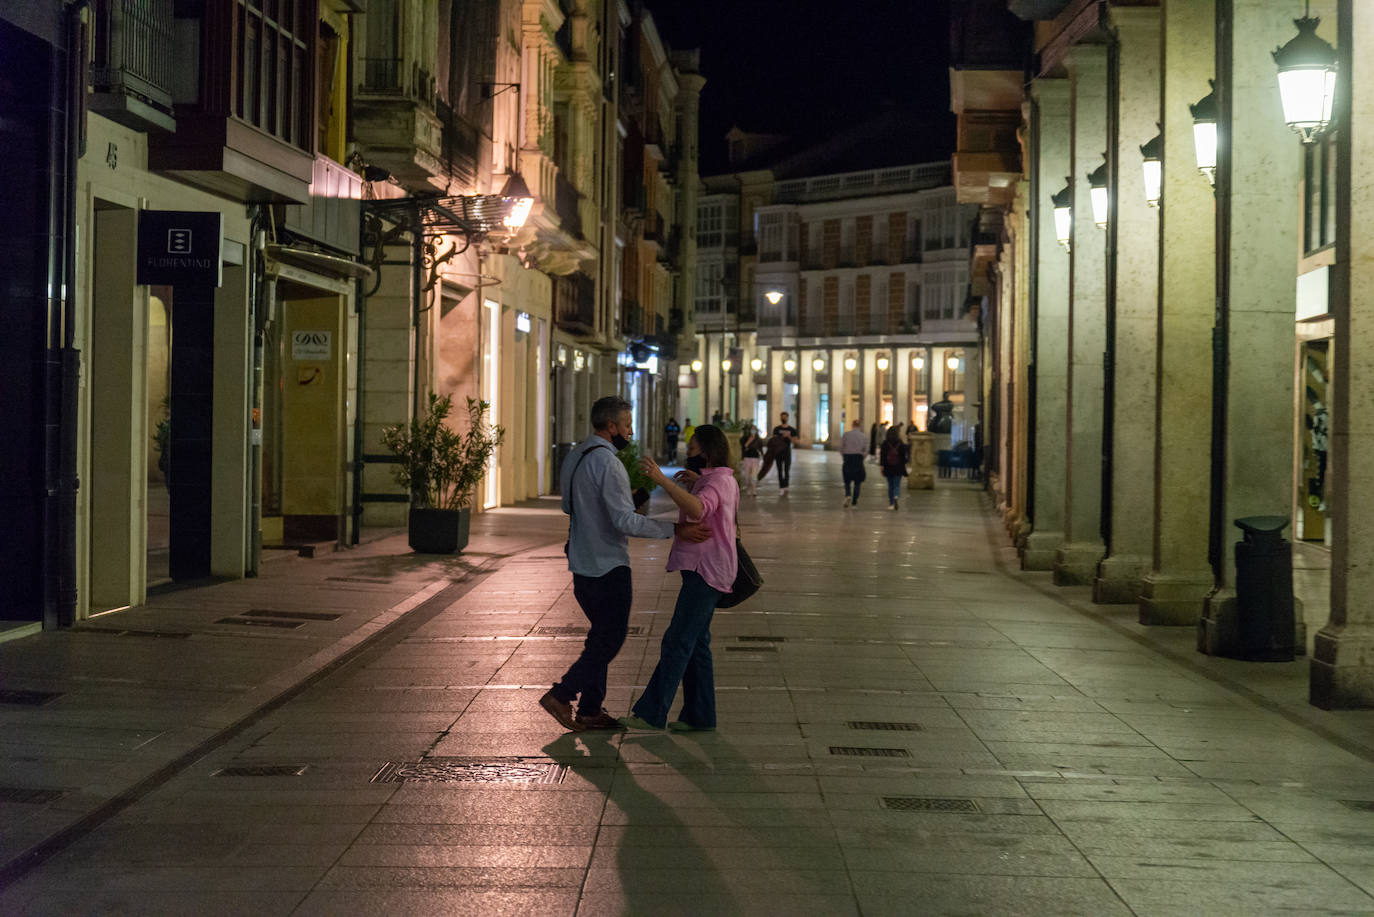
540,396,738,733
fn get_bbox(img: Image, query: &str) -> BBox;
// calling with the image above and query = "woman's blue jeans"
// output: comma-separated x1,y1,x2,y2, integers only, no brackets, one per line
887,474,902,504
632,570,723,728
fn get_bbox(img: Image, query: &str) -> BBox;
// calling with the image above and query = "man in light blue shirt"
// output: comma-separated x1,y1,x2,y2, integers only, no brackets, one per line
540,396,704,731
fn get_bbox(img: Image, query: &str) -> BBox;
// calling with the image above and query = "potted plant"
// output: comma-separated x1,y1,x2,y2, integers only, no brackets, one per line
381,393,505,554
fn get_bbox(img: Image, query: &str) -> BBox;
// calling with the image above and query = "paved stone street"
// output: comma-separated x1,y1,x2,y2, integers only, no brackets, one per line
2,451,1373,915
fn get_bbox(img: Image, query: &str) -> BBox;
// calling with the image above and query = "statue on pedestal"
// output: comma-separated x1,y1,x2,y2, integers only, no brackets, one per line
929,392,955,434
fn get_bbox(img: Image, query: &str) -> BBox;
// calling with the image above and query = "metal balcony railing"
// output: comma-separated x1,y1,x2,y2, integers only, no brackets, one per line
90,0,175,121
554,272,596,333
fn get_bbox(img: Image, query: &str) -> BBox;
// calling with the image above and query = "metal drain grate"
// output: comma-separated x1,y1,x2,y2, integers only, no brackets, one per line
883,796,980,813
0,787,64,804
725,645,777,653
1340,800,1374,812
0,690,62,707
534,626,588,636
625,625,648,636
73,629,191,638
244,610,342,622
829,746,912,758
371,757,567,785
737,636,785,642
212,765,309,778
848,721,923,732
325,576,391,584
215,617,305,630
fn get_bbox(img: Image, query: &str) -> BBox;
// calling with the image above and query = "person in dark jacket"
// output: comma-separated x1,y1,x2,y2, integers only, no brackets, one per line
879,426,910,510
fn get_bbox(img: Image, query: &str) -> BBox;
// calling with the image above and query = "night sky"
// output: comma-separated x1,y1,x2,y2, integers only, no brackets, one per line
648,0,955,175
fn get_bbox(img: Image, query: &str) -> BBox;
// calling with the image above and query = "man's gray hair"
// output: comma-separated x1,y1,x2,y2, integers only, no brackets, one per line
591,396,633,431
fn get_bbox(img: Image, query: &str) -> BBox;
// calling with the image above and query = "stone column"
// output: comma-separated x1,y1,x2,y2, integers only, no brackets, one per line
768,349,784,427
1054,46,1109,586
1199,0,1302,653
1139,0,1217,624
799,349,817,442
1095,8,1162,603
861,347,879,433
895,347,912,428
1312,0,1373,707
1023,80,1072,570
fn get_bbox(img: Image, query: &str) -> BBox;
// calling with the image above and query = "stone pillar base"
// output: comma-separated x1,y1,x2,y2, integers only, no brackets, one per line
1005,512,1030,543
1093,554,1149,605
1199,588,1306,657
1021,530,1063,571
908,432,935,490
1310,625,1374,709
1138,570,1213,626
1054,541,1106,586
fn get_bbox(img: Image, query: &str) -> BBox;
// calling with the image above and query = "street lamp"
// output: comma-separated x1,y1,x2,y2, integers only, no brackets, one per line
876,355,890,372
912,355,925,370
1140,133,1162,208
1272,7,1337,142
690,359,703,372
947,354,961,372
721,358,733,372
1088,158,1109,228
764,290,784,305
844,356,857,372
812,357,826,373
750,357,763,372
498,172,535,231
1052,180,1073,250
783,357,797,374
1190,81,1218,187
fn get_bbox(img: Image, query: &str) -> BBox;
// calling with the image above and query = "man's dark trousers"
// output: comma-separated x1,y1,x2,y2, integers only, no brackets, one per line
776,452,792,488
550,565,632,716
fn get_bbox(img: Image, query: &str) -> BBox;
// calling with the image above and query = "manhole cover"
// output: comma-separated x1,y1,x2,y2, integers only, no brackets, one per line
883,796,980,812
534,626,588,636
215,617,305,629
0,690,62,707
725,645,777,653
737,636,785,642
371,757,567,785
0,787,63,804
829,746,911,758
212,765,309,778
1340,800,1374,812
244,610,342,622
848,721,923,732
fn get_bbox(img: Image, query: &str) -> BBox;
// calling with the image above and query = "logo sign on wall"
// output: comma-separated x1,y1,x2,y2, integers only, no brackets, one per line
291,331,332,361
136,210,224,288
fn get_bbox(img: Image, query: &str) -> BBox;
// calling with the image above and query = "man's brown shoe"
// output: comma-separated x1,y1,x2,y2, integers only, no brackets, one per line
539,691,582,731
576,709,626,730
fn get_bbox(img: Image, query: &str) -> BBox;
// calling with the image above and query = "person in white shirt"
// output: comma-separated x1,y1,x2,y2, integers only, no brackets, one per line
839,420,868,507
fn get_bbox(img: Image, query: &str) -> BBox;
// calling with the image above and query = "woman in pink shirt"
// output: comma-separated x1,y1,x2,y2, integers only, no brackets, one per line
619,425,738,731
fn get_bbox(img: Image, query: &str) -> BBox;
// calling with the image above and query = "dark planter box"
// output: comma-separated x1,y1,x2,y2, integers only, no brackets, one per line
409,507,471,554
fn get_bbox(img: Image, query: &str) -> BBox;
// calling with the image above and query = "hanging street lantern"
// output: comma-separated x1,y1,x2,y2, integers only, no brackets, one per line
947,354,962,372
1087,158,1109,228
1190,81,1218,186
876,355,890,372
812,357,826,373
783,357,797,373
912,354,925,370
750,357,763,372
1052,180,1073,250
1140,132,1162,208
843,356,857,371
690,359,703,372
764,290,784,305
1272,7,1337,142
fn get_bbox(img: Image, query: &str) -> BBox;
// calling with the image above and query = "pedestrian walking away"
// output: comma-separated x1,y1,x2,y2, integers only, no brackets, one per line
868,421,880,462
879,426,910,510
739,423,763,496
770,411,801,494
541,396,707,732
620,424,739,731
840,419,867,507
664,417,681,463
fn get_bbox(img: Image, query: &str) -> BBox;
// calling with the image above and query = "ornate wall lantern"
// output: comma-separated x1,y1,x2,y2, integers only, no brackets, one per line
1272,7,1337,142
1190,82,1218,186
1140,133,1162,208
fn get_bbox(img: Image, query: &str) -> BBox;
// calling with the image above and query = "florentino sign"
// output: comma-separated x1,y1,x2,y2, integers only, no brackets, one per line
137,210,223,288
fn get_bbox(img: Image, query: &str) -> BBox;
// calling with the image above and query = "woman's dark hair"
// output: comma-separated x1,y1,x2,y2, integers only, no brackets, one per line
691,424,730,468
884,426,902,446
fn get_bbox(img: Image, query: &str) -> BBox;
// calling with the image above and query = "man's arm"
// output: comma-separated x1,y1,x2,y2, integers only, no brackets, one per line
598,455,673,539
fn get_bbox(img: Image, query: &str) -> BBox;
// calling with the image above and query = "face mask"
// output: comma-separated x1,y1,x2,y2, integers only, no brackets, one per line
685,454,706,473
611,434,630,451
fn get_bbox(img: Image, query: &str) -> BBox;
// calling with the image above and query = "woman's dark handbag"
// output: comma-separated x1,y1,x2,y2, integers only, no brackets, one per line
716,539,762,608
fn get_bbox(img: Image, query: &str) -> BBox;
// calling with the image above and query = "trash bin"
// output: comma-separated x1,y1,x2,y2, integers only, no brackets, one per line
1233,515,1296,662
